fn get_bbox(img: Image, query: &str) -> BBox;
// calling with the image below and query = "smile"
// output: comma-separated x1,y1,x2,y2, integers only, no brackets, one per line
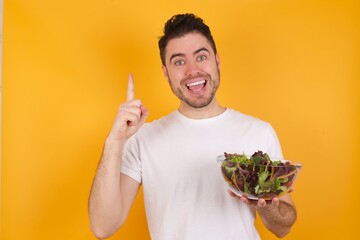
186,80,206,93
186,80,206,87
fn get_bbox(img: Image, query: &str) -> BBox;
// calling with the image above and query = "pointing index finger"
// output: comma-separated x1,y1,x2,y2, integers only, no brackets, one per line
126,73,135,101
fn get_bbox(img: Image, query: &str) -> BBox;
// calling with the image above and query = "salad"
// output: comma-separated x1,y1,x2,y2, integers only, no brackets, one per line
220,151,300,199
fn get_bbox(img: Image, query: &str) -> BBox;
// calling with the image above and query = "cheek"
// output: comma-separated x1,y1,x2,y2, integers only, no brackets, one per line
210,63,220,76
167,69,185,82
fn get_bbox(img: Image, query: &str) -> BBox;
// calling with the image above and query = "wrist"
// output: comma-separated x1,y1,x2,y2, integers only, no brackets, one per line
105,131,127,146
102,136,127,159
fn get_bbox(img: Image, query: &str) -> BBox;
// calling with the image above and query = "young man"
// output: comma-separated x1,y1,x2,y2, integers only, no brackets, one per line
89,13,297,239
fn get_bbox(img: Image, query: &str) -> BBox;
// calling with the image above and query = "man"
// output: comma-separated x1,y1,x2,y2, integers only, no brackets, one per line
89,13,297,239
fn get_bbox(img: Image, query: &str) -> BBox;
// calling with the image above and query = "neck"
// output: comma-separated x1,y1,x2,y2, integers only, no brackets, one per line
178,99,226,119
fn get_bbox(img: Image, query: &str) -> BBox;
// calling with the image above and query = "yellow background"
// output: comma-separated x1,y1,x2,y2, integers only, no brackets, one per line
1,0,359,239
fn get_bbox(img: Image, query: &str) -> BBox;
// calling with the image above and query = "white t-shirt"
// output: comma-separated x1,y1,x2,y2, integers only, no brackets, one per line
121,108,283,240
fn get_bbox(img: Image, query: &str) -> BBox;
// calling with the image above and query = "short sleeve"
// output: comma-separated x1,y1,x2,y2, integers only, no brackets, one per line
120,135,142,183
265,124,284,159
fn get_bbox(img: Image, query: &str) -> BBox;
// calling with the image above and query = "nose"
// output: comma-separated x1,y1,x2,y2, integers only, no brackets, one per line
185,60,200,77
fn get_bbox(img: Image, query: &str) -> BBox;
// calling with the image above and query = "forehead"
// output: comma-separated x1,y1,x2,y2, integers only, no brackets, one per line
164,32,213,59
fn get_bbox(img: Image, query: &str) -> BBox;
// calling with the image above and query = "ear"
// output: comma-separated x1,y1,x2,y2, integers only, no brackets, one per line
162,65,170,81
216,53,220,70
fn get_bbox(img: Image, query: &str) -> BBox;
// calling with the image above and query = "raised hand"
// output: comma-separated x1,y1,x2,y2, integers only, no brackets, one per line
108,74,149,142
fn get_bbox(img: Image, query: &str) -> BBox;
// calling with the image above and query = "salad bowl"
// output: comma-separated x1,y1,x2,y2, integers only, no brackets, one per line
218,151,302,200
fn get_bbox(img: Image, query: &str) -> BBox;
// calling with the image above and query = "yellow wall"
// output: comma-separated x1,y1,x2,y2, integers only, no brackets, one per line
2,0,359,239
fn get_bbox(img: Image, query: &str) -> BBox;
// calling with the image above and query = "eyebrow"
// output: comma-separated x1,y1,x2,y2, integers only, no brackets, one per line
169,47,211,63
169,53,185,63
194,47,210,55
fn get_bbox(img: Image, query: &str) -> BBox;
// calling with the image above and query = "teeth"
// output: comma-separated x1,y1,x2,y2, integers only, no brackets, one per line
186,80,205,87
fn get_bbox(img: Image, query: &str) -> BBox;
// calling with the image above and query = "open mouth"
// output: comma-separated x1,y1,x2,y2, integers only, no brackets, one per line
186,80,206,92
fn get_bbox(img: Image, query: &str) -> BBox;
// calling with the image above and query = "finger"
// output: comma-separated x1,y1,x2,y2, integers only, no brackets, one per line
257,198,267,207
227,189,237,198
240,196,259,206
138,105,149,125
116,106,141,124
240,196,249,204
126,112,141,126
122,105,142,122
271,197,280,208
126,73,135,102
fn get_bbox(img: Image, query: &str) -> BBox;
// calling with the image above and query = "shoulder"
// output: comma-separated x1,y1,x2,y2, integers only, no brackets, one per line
226,108,271,128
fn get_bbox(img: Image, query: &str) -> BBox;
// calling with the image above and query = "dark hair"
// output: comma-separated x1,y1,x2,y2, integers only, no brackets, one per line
158,13,217,65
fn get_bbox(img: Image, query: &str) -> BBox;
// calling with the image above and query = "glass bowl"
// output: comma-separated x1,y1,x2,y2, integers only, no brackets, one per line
217,151,302,200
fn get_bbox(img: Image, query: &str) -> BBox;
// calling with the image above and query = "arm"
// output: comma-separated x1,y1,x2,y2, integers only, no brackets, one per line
88,74,149,239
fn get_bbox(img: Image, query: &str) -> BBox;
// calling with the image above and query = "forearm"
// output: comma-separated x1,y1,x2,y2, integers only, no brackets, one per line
89,138,125,239
257,198,297,238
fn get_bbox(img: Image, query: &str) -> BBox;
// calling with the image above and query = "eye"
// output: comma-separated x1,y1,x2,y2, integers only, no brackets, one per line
175,59,185,66
197,55,207,61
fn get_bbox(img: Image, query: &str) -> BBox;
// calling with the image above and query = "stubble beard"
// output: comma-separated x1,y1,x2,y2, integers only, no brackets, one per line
169,70,220,109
